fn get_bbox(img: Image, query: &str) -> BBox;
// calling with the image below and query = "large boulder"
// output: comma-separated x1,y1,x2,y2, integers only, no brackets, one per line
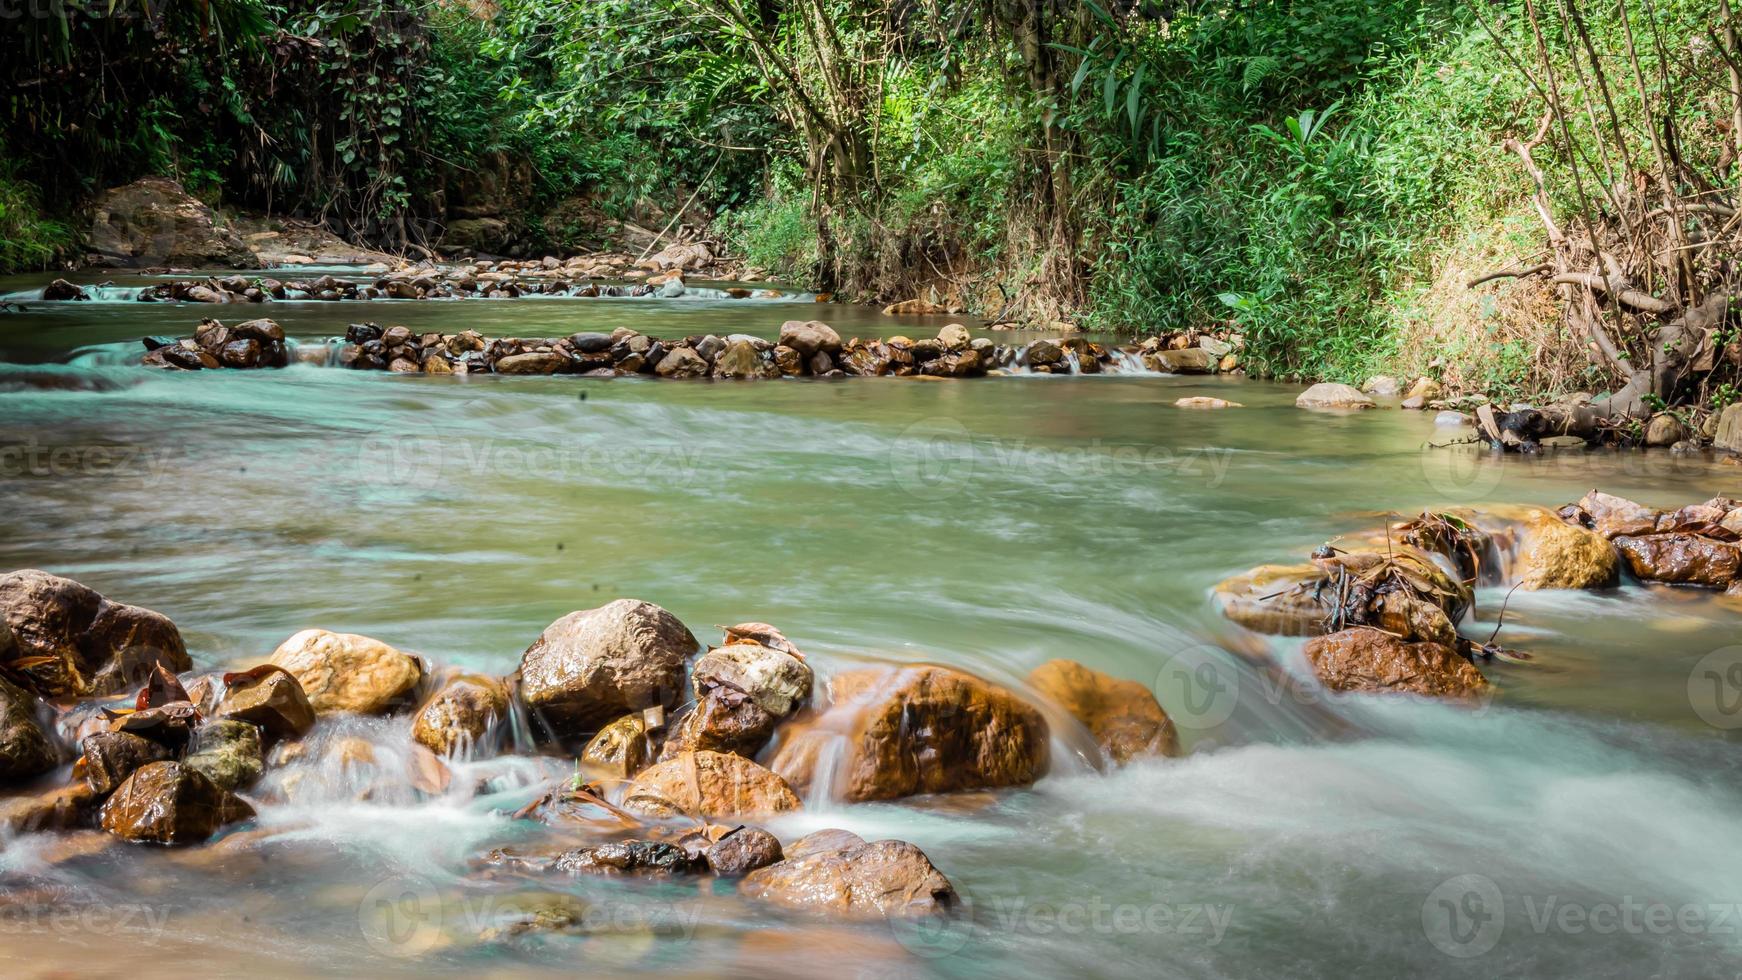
1303,628,1489,698
621,750,801,818
80,731,170,795
215,666,316,741
446,150,533,220
85,177,258,268
516,599,697,740
1714,403,1742,454
771,665,1049,803
1027,659,1177,765
0,569,190,698
777,320,842,358
741,830,958,918
267,629,424,715
1513,510,1619,590
1614,534,1741,588
412,674,510,758
1295,383,1375,410
1146,348,1215,374
98,761,255,844
0,674,58,782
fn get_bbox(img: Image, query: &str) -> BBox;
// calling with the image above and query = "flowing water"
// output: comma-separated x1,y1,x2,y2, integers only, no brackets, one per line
2,268,1741,978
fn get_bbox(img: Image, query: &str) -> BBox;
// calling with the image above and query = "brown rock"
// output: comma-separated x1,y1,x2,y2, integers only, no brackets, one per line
553,839,699,876
706,827,783,876
86,177,258,268
0,569,189,698
1303,628,1489,698
0,674,57,782
215,667,316,740
182,719,264,792
741,832,958,917
495,351,568,375
99,761,255,844
516,599,697,739
412,674,510,758
654,346,710,378
661,690,778,760
777,320,843,357
267,628,424,715
771,665,1048,803
1,782,98,834
1514,510,1619,590
1568,490,1662,539
622,750,802,818
772,345,803,376
1027,659,1177,765
1614,534,1742,588
580,714,653,779
1295,383,1375,410
1147,348,1215,374
1175,396,1241,409
81,731,170,795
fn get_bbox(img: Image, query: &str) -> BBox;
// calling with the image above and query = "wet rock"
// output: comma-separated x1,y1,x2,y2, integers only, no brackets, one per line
937,323,971,350
661,692,778,760
0,569,189,698
554,839,699,876
741,831,958,917
1175,396,1241,409
99,761,255,844
267,628,424,715
713,339,776,380
773,345,803,376
1714,404,1742,454
1295,383,1375,410
1434,411,1473,427
0,675,58,782
771,665,1049,802
654,346,710,379
1514,510,1619,590
1,782,99,834
705,827,783,876
1614,534,1742,588
1024,340,1063,367
1027,659,1178,765
1147,348,1214,374
622,750,802,818
86,177,258,268
1645,413,1689,447
516,599,697,739
882,299,946,316
411,674,510,758
1304,628,1489,698
776,320,843,358
581,713,653,779
215,666,316,741
80,731,169,795
1565,490,1662,539
1404,377,1442,403
692,641,812,718
183,720,264,792
495,351,568,375
568,332,613,354
919,348,984,378
42,279,88,301
1214,548,1469,644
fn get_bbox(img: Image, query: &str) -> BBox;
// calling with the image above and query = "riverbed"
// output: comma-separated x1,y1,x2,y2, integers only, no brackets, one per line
2,268,1740,978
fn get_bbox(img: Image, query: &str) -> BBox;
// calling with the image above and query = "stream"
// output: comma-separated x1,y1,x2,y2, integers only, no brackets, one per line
2,267,1740,978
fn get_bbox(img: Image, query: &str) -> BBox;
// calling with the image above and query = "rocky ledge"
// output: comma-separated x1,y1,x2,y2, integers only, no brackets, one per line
143,318,1245,379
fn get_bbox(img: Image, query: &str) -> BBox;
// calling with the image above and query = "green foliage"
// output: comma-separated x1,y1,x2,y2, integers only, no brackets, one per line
0,158,70,273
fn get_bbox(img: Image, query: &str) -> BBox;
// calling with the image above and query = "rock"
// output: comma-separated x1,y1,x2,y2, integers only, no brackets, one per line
553,840,699,876
42,279,88,301
1296,383,1375,410
692,642,812,718
1175,396,1241,409
516,599,697,739
1433,411,1473,427
661,691,778,760
1514,510,1619,590
442,217,515,256
1024,340,1063,366
1404,377,1442,403
1614,534,1742,588
0,675,58,782
771,665,1049,802
713,339,776,380
1566,490,1663,539
568,332,613,354
622,750,802,818
0,782,99,834
85,177,258,268
1361,375,1400,396
1303,628,1489,698
182,720,264,792
80,731,170,795
215,667,316,741
654,346,710,379
705,827,783,876
1198,336,1233,357
267,629,424,715
1645,413,1689,448
741,832,958,918
1714,404,1742,454
412,674,510,759
1214,549,1468,644
495,351,567,375
99,761,255,844
772,345,803,376
937,323,971,350
881,299,946,316
1027,659,1177,765
0,569,189,698
778,320,843,357
1147,348,1215,374
580,714,653,779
